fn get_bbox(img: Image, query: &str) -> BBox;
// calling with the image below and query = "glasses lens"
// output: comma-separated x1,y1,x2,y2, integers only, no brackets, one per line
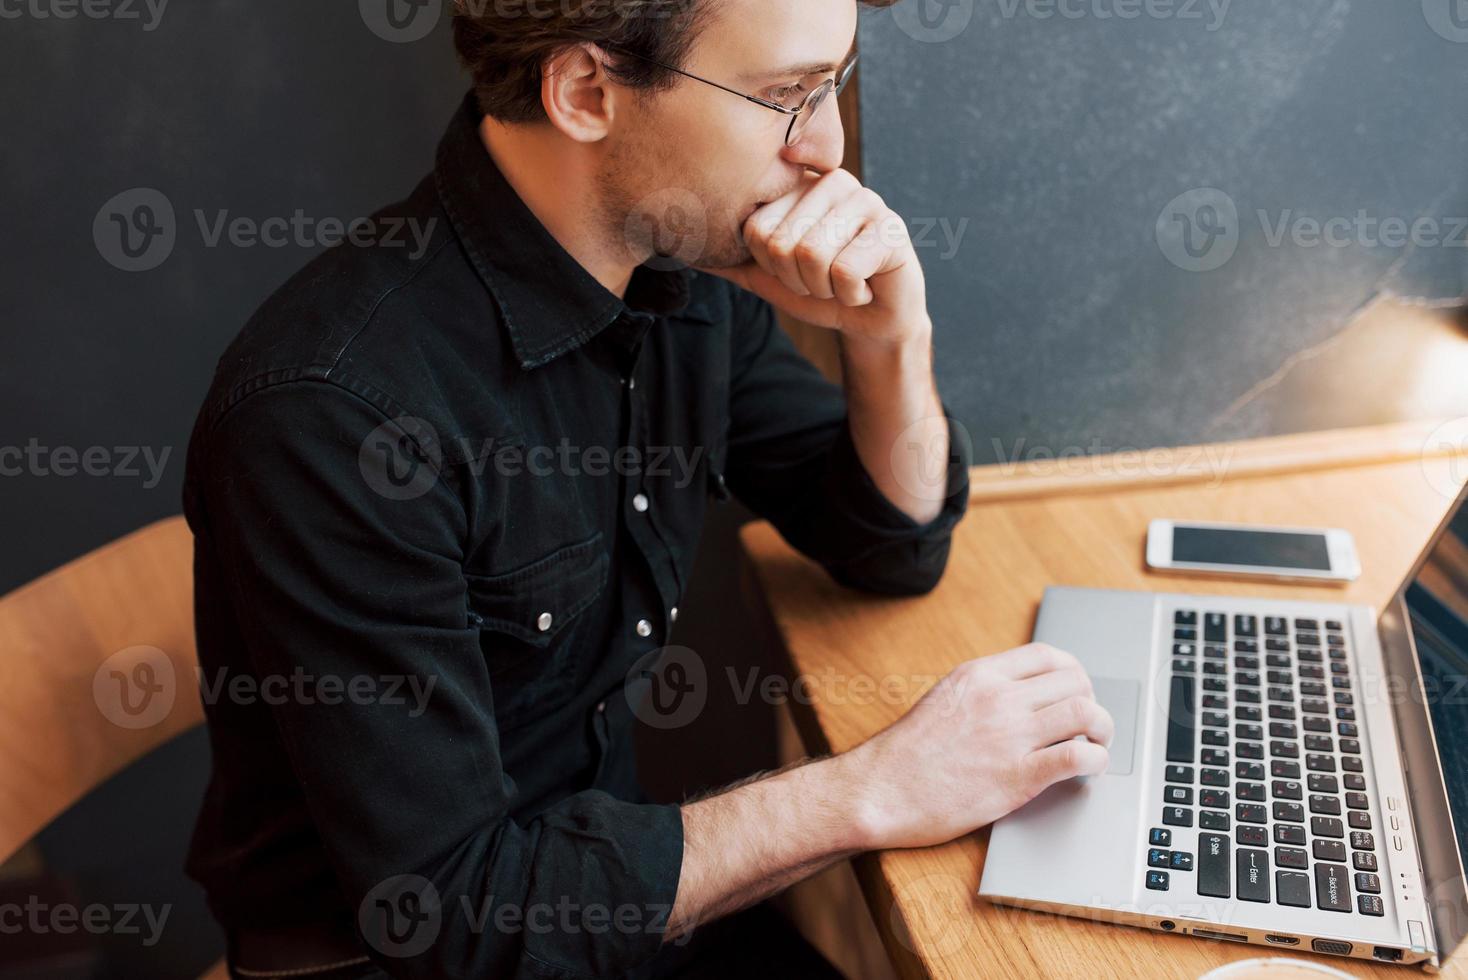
786,79,835,146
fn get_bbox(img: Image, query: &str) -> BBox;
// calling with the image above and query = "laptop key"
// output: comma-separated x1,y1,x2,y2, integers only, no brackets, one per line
1237,782,1265,801
1165,765,1194,783
1271,760,1301,779
1344,773,1366,791
1275,846,1308,869
1237,742,1264,760
1199,833,1230,897
1236,762,1264,781
1272,779,1302,800
1163,807,1192,827
1175,611,1198,625
1345,792,1368,810
1201,768,1228,786
1348,812,1372,830
1202,749,1229,766
1165,786,1192,805
1342,757,1363,773
1235,705,1261,721
1272,870,1309,908
1309,795,1341,816
1200,811,1230,831
1268,704,1296,720
1306,754,1336,772
1238,826,1268,847
1350,831,1374,850
1308,774,1339,794
1270,741,1299,759
1315,863,1352,912
1149,827,1172,846
1235,614,1258,636
1313,839,1346,862
1303,717,1330,733
1237,848,1270,902
1353,852,1378,871
1146,870,1169,890
1200,789,1229,808
1294,618,1319,632
1274,824,1305,845
1359,895,1384,916
1148,848,1172,867
1236,803,1266,824
1273,802,1305,822
1355,872,1381,894
1312,816,1345,838
1205,614,1227,642
1166,676,1196,763
1171,851,1194,871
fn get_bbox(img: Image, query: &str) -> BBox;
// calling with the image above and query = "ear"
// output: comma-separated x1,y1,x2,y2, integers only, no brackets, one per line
541,43,617,143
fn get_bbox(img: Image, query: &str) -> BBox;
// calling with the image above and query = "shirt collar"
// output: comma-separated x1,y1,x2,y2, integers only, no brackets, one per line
434,91,716,370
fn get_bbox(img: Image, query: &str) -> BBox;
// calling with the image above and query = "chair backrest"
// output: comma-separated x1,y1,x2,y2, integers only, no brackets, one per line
0,516,202,863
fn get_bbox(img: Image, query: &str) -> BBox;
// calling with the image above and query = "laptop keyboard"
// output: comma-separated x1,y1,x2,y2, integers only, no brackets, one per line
1143,610,1385,917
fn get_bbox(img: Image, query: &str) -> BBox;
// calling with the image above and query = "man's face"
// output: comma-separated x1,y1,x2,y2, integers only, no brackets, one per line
599,0,857,269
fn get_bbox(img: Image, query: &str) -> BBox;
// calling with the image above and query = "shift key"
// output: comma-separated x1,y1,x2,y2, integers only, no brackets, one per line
1236,848,1270,902
1199,833,1230,897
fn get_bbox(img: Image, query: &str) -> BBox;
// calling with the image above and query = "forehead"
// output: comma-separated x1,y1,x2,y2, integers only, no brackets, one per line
691,0,858,77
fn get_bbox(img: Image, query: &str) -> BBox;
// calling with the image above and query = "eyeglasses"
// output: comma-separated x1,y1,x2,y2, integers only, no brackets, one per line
607,48,858,147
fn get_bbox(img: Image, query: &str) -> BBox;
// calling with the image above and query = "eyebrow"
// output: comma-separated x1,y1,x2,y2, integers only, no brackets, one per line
740,40,858,83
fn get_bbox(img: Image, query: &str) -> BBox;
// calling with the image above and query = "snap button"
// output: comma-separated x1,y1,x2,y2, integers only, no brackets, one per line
632,493,649,513
670,606,679,623
636,619,652,638
596,700,606,714
537,611,554,632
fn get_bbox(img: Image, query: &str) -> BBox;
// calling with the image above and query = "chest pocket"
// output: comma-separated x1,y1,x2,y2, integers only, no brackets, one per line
463,531,609,729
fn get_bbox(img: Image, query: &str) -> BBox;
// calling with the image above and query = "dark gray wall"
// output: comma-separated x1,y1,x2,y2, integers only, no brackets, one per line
859,0,1468,463
2,3,465,975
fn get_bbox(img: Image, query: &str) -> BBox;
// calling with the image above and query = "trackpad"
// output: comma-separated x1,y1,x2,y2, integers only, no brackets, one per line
1090,677,1140,775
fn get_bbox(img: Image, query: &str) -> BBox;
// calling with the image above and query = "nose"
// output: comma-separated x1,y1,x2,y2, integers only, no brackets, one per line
781,92,845,175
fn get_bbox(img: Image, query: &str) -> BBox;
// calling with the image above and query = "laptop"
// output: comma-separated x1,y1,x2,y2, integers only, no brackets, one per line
978,484,1468,968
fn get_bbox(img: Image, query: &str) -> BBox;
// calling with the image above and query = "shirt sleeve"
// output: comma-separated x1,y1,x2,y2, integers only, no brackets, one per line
195,380,683,980
723,287,971,595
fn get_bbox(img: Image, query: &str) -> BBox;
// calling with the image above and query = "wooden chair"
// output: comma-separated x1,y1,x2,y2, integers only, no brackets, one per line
0,515,227,978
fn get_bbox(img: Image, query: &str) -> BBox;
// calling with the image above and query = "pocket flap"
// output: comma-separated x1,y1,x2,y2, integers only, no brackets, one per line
464,532,609,646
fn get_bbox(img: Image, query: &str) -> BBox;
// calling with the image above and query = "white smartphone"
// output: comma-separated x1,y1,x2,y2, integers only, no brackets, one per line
1145,518,1361,584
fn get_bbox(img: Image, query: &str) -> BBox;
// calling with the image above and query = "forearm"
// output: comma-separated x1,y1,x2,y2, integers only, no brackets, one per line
839,318,948,525
666,752,871,941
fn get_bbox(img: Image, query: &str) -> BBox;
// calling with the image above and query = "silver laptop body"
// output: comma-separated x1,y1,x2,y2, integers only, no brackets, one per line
978,487,1468,968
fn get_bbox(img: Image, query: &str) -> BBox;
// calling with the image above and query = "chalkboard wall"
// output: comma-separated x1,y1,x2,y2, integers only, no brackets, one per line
859,0,1468,464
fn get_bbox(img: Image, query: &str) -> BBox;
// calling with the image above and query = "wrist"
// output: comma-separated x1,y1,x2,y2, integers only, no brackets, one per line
839,317,933,374
816,746,890,853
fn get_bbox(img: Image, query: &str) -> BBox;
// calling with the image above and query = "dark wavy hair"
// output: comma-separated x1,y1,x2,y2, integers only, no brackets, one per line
452,0,895,123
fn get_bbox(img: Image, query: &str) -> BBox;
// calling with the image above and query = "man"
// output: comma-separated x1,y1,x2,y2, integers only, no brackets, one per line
182,0,1115,976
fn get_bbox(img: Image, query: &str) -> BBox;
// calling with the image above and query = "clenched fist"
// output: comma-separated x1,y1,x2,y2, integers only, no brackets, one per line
699,168,929,347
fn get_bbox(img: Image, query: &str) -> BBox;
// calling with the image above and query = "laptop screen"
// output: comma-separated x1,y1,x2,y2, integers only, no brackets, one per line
1404,494,1468,868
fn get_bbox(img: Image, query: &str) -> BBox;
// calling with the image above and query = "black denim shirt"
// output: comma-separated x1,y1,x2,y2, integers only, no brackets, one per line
182,91,970,980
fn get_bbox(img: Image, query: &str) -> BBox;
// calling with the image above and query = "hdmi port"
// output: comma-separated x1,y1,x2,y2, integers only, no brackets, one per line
1266,935,1300,946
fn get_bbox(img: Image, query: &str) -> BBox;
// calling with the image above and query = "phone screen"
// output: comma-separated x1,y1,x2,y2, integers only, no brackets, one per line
1171,526,1332,571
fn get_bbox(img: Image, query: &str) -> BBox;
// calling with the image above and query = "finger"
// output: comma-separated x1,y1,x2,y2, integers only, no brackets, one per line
1023,737,1110,789
742,192,805,287
828,228,895,306
974,642,1081,682
796,191,886,301
1014,665,1095,711
1032,694,1115,750
764,169,863,297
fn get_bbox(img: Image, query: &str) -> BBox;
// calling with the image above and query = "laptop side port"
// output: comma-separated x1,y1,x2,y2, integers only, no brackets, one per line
1312,939,1353,955
1193,929,1248,943
1373,946,1404,962
1265,935,1300,945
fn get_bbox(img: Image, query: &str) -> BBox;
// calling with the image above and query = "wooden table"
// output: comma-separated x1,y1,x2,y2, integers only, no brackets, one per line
738,420,1468,979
